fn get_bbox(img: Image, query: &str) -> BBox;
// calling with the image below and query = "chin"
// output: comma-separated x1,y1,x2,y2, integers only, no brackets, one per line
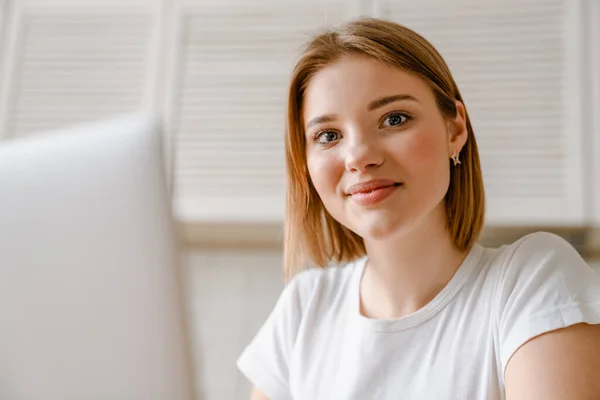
350,215,409,242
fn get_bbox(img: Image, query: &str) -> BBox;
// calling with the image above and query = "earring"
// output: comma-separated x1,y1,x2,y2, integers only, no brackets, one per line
451,149,461,166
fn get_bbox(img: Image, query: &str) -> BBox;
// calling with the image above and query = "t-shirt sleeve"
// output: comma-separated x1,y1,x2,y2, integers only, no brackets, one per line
237,271,313,400
496,232,600,378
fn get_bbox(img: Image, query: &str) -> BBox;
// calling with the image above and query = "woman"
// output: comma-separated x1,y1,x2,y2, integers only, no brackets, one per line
237,18,600,399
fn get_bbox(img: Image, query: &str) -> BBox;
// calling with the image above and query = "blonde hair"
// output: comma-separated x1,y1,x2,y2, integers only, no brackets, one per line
284,18,485,281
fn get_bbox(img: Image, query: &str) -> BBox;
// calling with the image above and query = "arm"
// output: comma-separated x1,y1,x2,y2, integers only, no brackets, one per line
505,323,600,400
251,387,270,400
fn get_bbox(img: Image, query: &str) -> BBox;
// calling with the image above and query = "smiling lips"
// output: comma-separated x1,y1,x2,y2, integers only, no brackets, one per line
346,179,402,206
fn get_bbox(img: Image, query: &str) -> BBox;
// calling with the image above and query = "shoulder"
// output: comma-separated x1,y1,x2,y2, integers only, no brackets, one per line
286,258,363,308
237,262,360,400
474,232,585,293
492,230,600,306
494,231,597,290
504,231,580,265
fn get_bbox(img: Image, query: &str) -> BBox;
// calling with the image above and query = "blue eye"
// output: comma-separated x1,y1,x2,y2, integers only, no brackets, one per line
382,112,409,127
315,131,339,144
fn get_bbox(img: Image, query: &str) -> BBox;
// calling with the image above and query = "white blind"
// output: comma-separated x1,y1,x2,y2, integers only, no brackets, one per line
590,0,600,225
0,0,9,110
0,1,6,50
170,1,355,223
0,2,158,138
382,0,585,225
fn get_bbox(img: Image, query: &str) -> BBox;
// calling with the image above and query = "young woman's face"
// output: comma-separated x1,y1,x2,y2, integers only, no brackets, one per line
303,54,466,240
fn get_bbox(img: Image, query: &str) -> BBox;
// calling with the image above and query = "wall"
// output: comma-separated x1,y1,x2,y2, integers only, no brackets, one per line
182,245,284,400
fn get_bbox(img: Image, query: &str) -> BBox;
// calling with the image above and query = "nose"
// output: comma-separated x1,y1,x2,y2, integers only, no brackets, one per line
344,136,385,173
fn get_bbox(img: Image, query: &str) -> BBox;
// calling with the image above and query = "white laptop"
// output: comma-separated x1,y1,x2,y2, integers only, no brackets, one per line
0,114,195,399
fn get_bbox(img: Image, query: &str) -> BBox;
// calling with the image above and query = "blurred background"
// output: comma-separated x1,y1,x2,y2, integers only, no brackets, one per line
0,0,599,399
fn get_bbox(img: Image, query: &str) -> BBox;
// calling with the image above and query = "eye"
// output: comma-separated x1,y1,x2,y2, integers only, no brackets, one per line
381,112,410,128
314,130,340,145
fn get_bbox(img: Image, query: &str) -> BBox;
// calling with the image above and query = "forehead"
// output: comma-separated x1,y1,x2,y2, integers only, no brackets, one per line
302,55,433,120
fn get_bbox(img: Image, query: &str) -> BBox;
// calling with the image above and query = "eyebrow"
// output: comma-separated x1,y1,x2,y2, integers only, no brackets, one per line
305,115,336,131
305,93,419,131
368,94,419,111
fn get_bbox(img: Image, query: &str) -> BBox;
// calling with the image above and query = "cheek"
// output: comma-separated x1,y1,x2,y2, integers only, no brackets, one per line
399,127,451,198
306,150,342,198
401,127,448,171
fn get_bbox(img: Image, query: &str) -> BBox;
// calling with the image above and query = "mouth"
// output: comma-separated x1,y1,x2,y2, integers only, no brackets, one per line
353,182,402,194
346,180,402,206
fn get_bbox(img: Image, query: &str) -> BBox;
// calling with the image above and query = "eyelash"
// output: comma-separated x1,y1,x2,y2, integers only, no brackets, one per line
312,111,412,145
313,130,340,145
380,111,412,128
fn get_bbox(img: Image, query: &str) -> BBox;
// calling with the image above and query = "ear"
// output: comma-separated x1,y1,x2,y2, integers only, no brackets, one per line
446,100,468,156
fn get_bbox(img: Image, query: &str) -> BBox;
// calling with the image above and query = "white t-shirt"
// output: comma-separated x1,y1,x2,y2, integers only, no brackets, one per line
237,232,600,399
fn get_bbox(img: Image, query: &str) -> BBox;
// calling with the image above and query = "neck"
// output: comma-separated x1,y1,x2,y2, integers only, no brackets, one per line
360,204,469,320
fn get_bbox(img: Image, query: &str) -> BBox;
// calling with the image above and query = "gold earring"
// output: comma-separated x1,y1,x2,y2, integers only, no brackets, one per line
451,149,461,166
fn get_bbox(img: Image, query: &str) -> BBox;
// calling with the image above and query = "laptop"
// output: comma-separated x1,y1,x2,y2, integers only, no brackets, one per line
0,114,195,399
